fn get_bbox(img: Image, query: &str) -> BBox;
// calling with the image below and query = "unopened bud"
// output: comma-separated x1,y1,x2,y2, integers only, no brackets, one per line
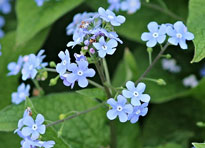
49,61,56,68
147,47,153,53
49,76,59,86
165,54,171,59
157,79,166,85
197,122,205,127
59,114,66,120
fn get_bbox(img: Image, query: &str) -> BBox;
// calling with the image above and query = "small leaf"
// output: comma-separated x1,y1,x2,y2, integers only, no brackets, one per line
193,143,205,148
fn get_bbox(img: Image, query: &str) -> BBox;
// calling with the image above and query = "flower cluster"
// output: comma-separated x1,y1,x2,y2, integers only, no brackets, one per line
0,0,11,14
7,50,48,80
107,81,150,123
56,50,95,88
12,83,30,105
161,58,181,73
183,74,198,88
141,21,194,49
108,0,141,14
66,7,125,58
15,108,55,148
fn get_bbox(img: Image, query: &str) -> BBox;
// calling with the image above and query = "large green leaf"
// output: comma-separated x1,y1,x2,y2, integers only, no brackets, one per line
16,0,83,45
142,98,205,147
0,91,109,148
0,29,49,109
187,0,205,62
86,0,188,42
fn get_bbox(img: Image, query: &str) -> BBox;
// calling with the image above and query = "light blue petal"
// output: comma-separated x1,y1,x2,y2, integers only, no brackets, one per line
66,73,78,83
78,60,88,70
56,64,66,75
116,15,126,24
122,90,133,98
98,50,106,58
107,109,118,120
78,77,88,88
141,108,148,116
146,38,157,47
168,37,179,45
67,63,77,72
179,39,188,49
31,131,40,140
157,35,166,44
123,104,133,114
130,115,139,124
84,69,95,77
21,127,33,137
140,94,150,102
107,39,118,48
35,114,44,125
18,83,25,92
118,112,128,122
23,116,34,127
141,32,152,41
37,125,46,134
126,81,135,91
136,82,146,93
173,21,185,33
99,36,105,44
158,24,167,35
111,20,120,26
107,48,116,55
107,98,117,107
58,51,65,60
93,43,102,50
117,95,127,106
131,97,141,106
166,26,175,36
148,22,158,32
185,32,194,40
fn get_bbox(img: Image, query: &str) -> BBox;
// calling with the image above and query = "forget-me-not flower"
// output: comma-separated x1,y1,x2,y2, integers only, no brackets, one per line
67,30,85,48
183,74,198,88
141,22,167,47
93,36,118,58
11,83,30,105
7,56,23,76
22,114,46,140
108,0,121,11
122,81,150,106
161,58,181,73
107,95,133,122
74,53,86,62
66,60,95,88
35,0,45,6
98,7,126,26
21,54,40,80
128,103,148,123
56,50,71,76
36,49,48,68
38,140,55,148
166,21,194,49
121,0,141,14
0,0,11,14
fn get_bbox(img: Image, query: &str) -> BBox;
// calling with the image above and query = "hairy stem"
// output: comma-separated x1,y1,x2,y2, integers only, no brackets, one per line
32,79,44,96
136,43,169,84
46,102,105,127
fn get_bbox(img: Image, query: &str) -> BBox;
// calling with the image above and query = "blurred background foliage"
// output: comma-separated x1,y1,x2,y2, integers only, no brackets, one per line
0,0,205,147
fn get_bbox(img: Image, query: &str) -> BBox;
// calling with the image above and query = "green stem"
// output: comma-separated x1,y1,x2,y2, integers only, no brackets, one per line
103,58,111,86
88,80,104,89
143,77,158,83
45,68,57,73
148,51,152,65
32,79,44,96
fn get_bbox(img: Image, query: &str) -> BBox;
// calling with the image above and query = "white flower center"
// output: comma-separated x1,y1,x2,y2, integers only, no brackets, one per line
62,60,67,65
135,109,141,114
108,15,114,20
176,33,182,38
102,45,107,50
32,124,38,131
77,70,83,76
133,91,139,97
152,32,159,38
117,106,123,111
29,65,33,70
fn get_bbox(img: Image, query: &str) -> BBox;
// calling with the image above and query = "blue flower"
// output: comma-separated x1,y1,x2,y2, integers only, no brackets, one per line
128,103,148,123
108,0,121,11
36,49,48,68
56,50,71,76
7,56,23,76
60,73,74,88
121,0,141,14
107,95,133,122
12,83,30,105
74,53,87,62
141,22,167,47
21,54,40,80
22,114,46,140
0,0,11,14
98,7,126,26
200,67,205,77
66,60,95,88
93,36,118,58
38,140,55,148
67,30,85,48
35,0,45,6
166,21,194,49
0,16,5,27
122,81,150,106
21,137,41,148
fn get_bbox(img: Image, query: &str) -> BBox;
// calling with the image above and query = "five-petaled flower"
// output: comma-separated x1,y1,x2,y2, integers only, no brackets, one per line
93,36,118,58
128,103,148,123
141,22,167,47
7,56,23,76
166,21,194,49
107,95,133,122
98,7,126,26
66,60,95,88
21,114,46,140
11,83,30,105
56,50,71,76
122,81,150,106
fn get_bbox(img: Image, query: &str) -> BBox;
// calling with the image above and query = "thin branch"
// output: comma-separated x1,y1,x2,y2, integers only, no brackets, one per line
46,102,106,127
135,43,169,84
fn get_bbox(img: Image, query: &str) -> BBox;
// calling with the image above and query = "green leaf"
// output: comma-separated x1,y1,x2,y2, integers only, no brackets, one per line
0,29,49,109
156,143,183,148
0,91,109,147
193,143,205,148
187,0,205,62
86,0,187,42
76,88,106,100
16,0,83,45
